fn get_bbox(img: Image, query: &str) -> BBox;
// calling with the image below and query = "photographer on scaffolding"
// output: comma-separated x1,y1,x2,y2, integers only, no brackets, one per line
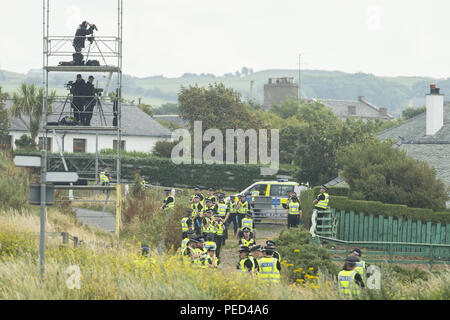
71,74,86,123
73,21,97,53
81,75,96,126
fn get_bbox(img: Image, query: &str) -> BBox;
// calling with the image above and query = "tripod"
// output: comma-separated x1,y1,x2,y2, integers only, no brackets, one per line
81,94,107,126
85,33,107,65
57,93,79,124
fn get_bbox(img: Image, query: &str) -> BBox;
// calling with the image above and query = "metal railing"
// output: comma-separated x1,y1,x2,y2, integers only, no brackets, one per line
313,235,450,268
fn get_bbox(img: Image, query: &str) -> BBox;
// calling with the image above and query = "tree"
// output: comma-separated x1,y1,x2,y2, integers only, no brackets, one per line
178,83,258,131
338,139,448,210
271,100,300,119
15,134,37,151
152,140,179,158
293,102,373,185
11,83,56,142
153,102,178,115
138,103,153,117
401,106,426,120
0,86,10,140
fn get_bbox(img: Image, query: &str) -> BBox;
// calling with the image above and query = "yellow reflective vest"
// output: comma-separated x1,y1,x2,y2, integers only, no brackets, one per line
355,260,367,281
217,203,228,218
316,193,329,209
240,237,255,247
288,201,300,214
241,217,254,232
258,257,280,281
215,222,225,236
164,196,174,209
338,269,360,298
229,202,237,213
237,201,249,214
181,217,190,232
191,203,203,218
100,171,109,183
180,238,189,252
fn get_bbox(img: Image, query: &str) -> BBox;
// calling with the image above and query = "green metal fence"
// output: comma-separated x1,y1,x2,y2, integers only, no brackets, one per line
332,209,450,256
313,235,450,267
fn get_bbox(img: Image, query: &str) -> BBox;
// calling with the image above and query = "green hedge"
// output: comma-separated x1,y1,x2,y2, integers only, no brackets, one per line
15,151,292,191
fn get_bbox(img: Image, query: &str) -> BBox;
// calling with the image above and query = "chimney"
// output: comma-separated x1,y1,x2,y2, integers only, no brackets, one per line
426,84,444,136
358,96,364,102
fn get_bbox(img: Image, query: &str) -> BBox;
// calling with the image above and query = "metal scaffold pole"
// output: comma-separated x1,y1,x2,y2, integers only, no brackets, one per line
40,0,124,269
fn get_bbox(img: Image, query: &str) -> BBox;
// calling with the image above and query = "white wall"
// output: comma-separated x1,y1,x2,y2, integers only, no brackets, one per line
10,130,168,153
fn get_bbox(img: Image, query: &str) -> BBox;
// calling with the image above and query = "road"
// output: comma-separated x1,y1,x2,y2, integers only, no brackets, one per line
73,207,115,233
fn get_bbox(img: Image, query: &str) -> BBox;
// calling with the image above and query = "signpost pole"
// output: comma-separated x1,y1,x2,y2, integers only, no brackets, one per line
39,150,47,278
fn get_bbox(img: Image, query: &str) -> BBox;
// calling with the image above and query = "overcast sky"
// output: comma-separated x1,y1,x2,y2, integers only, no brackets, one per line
1,0,449,78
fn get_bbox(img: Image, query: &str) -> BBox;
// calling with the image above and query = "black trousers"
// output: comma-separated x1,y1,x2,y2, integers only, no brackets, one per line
72,98,84,122
215,235,223,258
81,99,95,125
228,212,238,233
287,214,300,229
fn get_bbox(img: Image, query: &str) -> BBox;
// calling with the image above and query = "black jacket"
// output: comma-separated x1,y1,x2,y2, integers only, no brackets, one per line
84,81,95,97
71,79,86,97
73,25,95,49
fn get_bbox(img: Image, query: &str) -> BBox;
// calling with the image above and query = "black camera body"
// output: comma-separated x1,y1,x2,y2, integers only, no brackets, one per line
64,81,75,91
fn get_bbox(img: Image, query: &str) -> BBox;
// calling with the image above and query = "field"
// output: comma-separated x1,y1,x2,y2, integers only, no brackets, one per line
0,154,449,300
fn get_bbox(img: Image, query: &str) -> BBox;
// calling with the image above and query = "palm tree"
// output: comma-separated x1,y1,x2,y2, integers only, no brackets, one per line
11,83,56,143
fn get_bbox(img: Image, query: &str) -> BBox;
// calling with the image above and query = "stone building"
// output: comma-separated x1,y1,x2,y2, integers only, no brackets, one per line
263,77,298,111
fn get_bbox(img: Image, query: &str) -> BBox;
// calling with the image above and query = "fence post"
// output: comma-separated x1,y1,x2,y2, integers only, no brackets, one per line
73,236,78,247
62,232,69,245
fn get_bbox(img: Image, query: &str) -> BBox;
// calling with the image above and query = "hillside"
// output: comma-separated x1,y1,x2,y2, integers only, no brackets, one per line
2,68,450,117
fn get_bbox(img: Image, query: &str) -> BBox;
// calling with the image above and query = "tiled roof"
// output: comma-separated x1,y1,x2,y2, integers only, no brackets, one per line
317,97,393,120
5,100,172,137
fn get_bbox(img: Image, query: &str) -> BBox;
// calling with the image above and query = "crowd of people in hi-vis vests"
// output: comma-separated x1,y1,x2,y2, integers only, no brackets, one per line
160,184,367,295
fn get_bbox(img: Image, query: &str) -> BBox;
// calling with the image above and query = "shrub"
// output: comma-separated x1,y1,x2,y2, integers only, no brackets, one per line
275,228,339,284
0,152,29,211
338,139,448,210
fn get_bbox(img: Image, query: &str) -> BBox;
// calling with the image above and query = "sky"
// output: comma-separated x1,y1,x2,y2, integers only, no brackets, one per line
1,0,450,79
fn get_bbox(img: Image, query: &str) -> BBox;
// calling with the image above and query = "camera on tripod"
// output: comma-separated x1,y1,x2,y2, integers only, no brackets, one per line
87,24,98,44
64,81,75,91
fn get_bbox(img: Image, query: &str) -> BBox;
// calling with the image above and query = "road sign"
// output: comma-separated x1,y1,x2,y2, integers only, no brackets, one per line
13,156,41,167
46,172,79,183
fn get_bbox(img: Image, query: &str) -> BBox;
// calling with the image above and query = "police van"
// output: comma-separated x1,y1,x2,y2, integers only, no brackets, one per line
229,179,307,209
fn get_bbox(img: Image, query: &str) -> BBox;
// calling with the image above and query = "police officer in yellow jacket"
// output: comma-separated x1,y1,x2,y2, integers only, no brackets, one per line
239,227,256,249
237,246,253,273
313,185,329,232
287,195,302,229
181,208,194,239
350,248,367,282
338,256,365,299
160,189,175,211
258,246,281,282
248,245,262,275
265,240,281,261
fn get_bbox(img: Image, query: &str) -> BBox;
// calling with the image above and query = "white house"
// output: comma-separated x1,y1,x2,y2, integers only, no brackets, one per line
3,100,172,153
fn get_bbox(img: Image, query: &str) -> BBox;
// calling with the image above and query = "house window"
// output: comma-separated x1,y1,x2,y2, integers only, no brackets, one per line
0,135,12,150
113,140,125,151
73,139,86,153
348,105,356,115
38,137,52,151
